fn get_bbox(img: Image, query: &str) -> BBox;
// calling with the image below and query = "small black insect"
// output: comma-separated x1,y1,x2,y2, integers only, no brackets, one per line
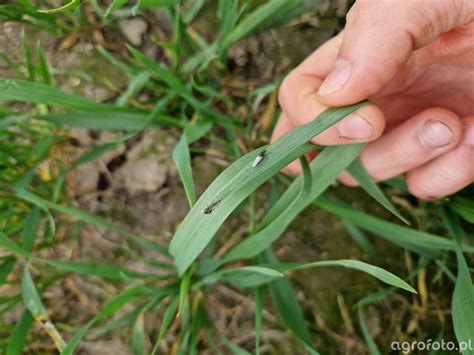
252,149,269,168
202,200,221,214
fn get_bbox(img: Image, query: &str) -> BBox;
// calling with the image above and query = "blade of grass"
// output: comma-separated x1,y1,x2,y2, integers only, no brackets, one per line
6,309,34,355
221,145,363,264
37,0,80,13
358,308,381,355
0,232,157,280
0,113,29,129
170,102,368,274
183,0,205,24
70,103,169,168
218,334,251,355
71,130,138,168
173,120,213,207
0,78,138,112
0,256,16,286
219,0,289,53
0,4,64,34
97,45,135,76
132,312,147,355
259,250,317,354
178,270,191,316
116,70,152,107
315,198,474,256
20,207,41,251
342,220,376,257
127,45,238,128
21,265,66,351
20,30,35,81
441,206,474,352
11,187,170,258
346,160,408,224
40,259,157,280
37,111,181,130
271,259,416,293
451,196,474,224
138,0,179,9
151,298,178,355
104,0,128,17
202,266,283,288
61,286,149,355
36,42,52,86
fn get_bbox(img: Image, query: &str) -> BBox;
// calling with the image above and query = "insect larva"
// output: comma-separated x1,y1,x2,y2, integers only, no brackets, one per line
252,149,269,168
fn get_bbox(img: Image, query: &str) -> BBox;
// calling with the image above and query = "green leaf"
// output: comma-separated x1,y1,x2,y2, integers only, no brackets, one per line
21,30,35,81
218,334,251,355
22,265,66,351
37,0,80,13
219,0,289,52
62,286,147,355
0,232,29,257
6,309,34,355
452,196,474,223
116,70,152,107
12,187,170,258
37,111,179,130
315,198,474,256
71,130,138,168
358,308,381,355
36,41,52,85
151,298,178,355
260,250,317,354
273,259,416,293
441,207,474,353
42,259,156,280
0,256,16,286
173,121,213,207
138,0,179,9
342,220,375,257
20,207,41,251
183,0,205,24
132,312,147,355
0,113,29,129
170,102,368,274
346,160,408,224
221,145,363,264
104,0,128,17
178,271,191,316
21,266,48,319
127,45,188,94
0,78,119,111
203,266,283,288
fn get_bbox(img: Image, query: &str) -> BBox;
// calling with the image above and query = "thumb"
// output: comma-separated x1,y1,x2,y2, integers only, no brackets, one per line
317,0,474,106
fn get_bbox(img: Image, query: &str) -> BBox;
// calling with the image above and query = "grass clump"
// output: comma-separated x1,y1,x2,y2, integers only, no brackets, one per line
0,1,473,354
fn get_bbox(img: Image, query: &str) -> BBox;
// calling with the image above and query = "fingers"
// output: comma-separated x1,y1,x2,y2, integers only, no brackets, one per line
340,108,463,185
271,113,318,175
317,0,474,106
278,36,385,145
406,117,474,199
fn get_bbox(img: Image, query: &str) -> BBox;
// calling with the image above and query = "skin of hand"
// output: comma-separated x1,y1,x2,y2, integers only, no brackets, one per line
272,0,474,199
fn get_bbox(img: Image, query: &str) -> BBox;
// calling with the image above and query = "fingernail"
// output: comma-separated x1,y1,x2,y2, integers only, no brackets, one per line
318,59,352,96
336,113,373,139
419,120,453,149
462,125,474,146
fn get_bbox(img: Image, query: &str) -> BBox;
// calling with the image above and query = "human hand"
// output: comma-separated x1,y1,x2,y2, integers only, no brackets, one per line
272,0,474,199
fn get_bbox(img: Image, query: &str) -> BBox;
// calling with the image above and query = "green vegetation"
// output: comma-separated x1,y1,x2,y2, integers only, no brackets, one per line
0,1,473,354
